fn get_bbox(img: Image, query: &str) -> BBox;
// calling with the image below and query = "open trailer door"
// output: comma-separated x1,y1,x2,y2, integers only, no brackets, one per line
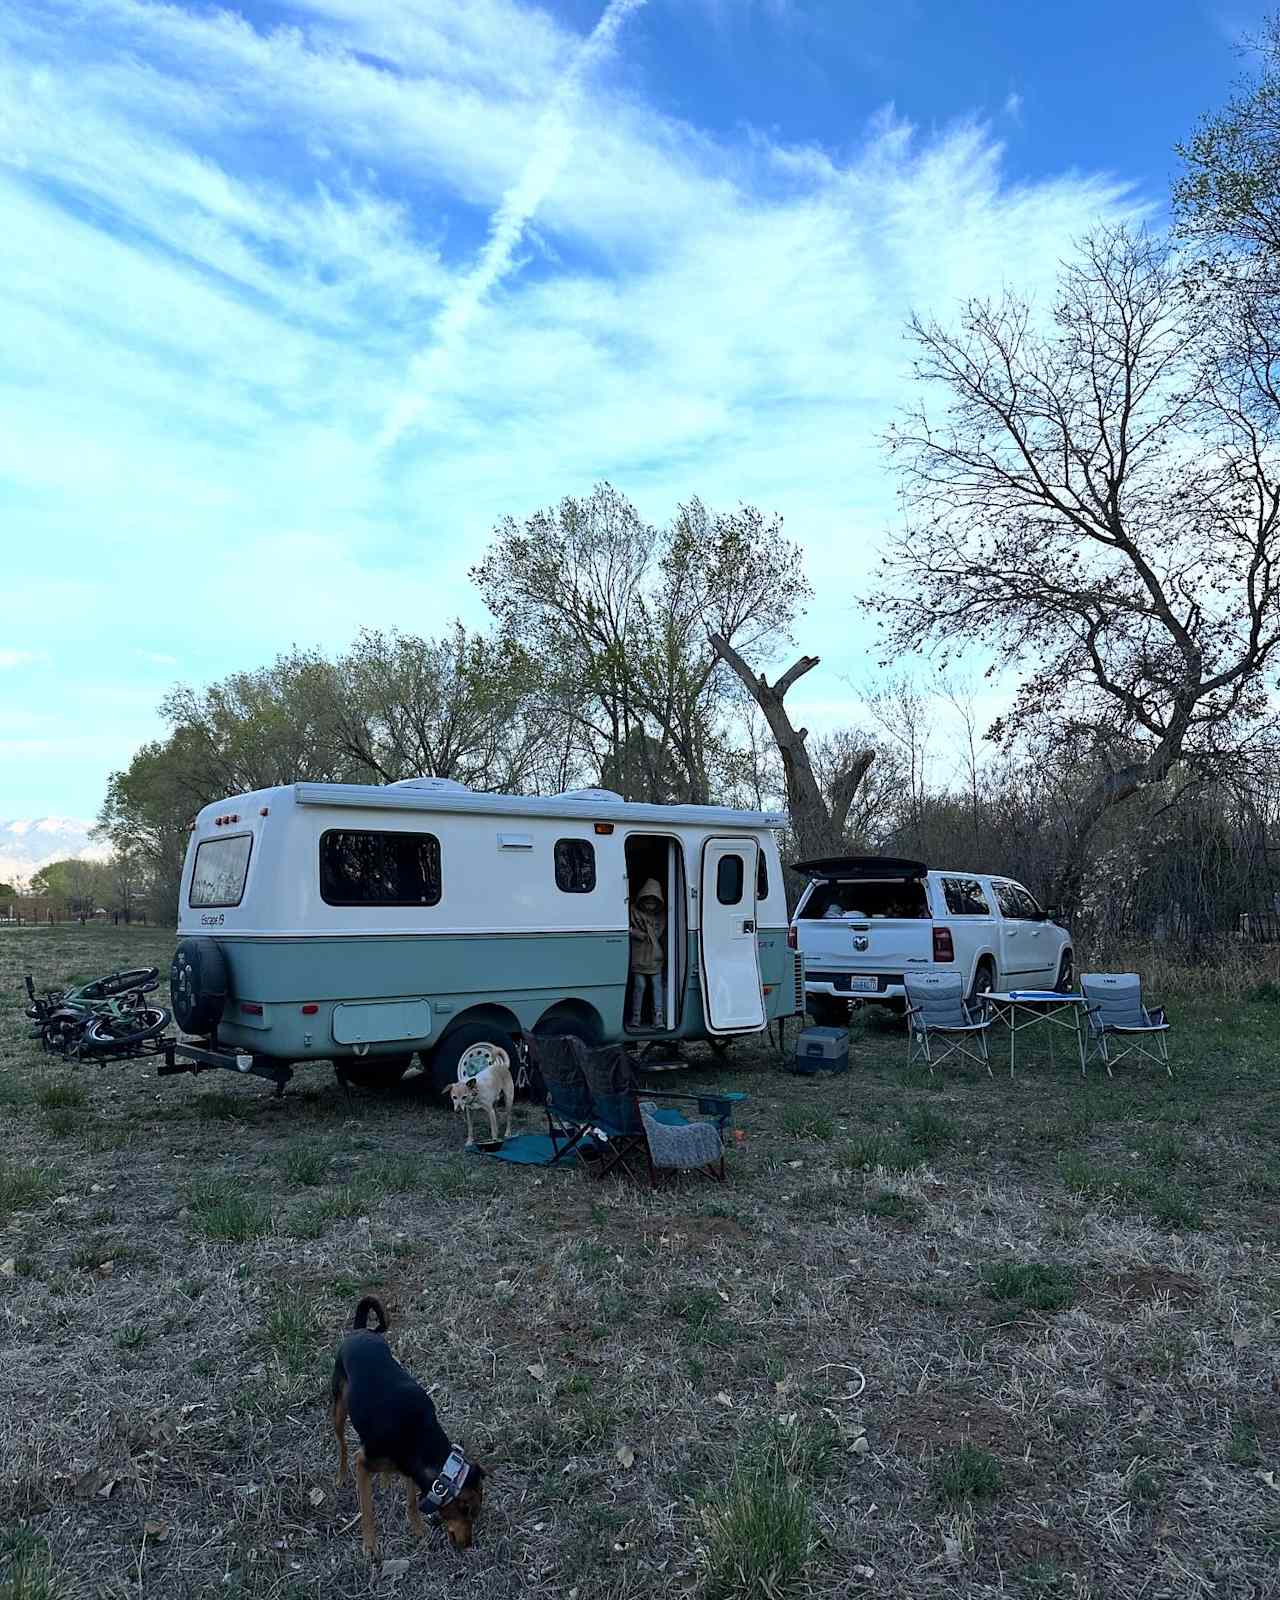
699,837,766,1034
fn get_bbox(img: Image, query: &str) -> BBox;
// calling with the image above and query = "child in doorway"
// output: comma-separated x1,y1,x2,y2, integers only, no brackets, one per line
628,878,667,1028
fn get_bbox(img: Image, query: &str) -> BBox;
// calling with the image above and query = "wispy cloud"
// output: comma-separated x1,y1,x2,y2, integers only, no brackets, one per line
0,0,1145,816
0,650,38,669
379,0,649,450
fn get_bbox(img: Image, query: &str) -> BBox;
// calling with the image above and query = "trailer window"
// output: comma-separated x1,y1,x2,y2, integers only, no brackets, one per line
941,876,990,916
190,833,253,908
554,838,596,894
799,880,929,919
716,854,745,905
320,830,441,906
757,853,769,902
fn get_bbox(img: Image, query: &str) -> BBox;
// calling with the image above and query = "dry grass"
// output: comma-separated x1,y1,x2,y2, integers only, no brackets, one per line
2,926,1279,1599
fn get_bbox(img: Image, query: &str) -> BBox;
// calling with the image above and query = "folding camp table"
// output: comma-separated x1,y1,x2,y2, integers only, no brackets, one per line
985,990,1088,1078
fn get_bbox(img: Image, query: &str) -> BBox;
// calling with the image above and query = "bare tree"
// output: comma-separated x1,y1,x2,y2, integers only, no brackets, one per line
877,225,1280,912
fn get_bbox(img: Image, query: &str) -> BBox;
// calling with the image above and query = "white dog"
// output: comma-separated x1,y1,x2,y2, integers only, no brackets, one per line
444,1050,515,1147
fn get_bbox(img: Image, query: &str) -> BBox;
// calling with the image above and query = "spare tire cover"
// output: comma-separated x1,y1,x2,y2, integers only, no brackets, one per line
170,938,228,1035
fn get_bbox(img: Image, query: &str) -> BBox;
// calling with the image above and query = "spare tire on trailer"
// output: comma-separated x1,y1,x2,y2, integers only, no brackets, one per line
170,939,228,1035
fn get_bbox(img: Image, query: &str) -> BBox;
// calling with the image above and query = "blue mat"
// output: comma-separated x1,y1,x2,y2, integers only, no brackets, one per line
465,1133,574,1166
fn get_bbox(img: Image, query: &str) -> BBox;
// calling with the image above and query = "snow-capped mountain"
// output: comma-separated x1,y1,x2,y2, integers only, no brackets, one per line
0,818,111,888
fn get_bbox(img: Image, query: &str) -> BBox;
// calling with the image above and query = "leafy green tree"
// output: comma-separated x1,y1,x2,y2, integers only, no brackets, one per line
472,483,811,804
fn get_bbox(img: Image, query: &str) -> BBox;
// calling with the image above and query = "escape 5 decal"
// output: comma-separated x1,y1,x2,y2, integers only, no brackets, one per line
200,913,225,927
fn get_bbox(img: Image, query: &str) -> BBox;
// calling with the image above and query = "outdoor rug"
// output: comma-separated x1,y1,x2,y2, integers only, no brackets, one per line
465,1133,577,1166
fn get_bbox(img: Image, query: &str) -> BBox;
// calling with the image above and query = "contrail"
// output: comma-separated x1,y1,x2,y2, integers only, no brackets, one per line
379,0,647,451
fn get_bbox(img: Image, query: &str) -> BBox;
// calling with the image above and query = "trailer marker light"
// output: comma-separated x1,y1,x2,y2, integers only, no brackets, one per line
301,1004,319,1015
260,807,269,816
786,925,797,950
594,822,614,835
240,1002,264,1015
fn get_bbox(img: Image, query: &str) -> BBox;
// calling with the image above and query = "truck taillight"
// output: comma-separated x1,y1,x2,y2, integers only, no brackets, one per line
933,926,955,962
786,924,797,950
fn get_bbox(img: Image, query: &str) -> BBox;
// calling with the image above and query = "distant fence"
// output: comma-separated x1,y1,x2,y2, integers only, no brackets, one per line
0,899,148,926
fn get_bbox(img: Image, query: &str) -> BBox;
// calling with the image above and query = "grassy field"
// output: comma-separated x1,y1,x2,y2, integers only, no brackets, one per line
1,927,1278,1599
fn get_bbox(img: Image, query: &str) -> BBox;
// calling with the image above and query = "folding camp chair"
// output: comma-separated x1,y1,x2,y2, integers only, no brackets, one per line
531,1035,735,1185
904,972,994,1075
535,1034,601,1167
1080,973,1171,1077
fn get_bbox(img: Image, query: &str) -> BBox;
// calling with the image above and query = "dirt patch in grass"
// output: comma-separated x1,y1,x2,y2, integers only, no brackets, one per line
1101,1267,1204,1308
890,1392,1033,1459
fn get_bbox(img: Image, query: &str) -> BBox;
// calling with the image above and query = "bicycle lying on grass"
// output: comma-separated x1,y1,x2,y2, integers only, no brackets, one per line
24,967,173,1060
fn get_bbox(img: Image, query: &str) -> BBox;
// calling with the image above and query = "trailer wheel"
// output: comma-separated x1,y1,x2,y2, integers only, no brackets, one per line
170,940,228,1035
428,1021,518,1097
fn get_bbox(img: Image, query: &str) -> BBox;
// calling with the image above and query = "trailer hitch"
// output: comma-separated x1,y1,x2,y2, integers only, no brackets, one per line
160,1040,295,1097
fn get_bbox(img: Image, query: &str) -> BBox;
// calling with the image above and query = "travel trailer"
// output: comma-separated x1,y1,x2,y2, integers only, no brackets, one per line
171,778,803,1091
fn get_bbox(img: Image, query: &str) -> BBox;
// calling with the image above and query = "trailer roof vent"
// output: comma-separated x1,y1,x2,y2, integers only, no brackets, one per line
388,777,472,793
557,787,625,803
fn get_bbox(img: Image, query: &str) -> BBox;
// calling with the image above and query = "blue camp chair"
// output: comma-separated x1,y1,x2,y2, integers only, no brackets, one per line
1080,973,1171,1076
533,1035,737,1184
904,972,994,1075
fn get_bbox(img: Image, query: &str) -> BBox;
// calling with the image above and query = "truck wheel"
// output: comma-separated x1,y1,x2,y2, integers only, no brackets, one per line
170,939,227,1035
969,961,996,1005
1056,952,1075,993
334,1053,415,1090
808,996,849,1028
428,1022,518,1097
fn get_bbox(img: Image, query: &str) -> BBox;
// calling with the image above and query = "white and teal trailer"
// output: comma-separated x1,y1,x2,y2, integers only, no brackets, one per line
170,778,802,1092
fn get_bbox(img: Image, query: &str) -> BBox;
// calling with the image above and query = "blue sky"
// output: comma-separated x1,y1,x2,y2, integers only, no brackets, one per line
0,0,1269,820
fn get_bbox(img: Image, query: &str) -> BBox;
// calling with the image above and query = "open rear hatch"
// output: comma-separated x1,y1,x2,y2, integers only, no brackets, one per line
792,857,933,994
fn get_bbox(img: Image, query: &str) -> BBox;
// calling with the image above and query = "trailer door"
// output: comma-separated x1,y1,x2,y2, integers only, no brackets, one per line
699,837,766,1034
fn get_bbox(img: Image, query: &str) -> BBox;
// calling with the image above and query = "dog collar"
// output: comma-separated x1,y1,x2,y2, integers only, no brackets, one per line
420,1449,473,1517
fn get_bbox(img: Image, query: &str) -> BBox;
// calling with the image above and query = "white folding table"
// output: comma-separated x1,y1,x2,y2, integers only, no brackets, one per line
985,990,1088,1078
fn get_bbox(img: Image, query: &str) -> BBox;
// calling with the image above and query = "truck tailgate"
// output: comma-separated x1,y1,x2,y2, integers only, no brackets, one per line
800,918,934,990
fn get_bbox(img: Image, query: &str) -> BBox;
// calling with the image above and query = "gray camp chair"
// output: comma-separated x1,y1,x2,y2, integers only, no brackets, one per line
1080,973,1171,1076
904,972,993,1075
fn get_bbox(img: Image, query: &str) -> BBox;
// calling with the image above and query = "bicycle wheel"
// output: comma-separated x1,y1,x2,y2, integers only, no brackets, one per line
80,968,160,1001
82,1006,172,1053
42,1012,88,1055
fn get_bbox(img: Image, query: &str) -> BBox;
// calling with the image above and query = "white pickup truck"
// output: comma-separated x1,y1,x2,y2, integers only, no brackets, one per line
789,856,1073,1026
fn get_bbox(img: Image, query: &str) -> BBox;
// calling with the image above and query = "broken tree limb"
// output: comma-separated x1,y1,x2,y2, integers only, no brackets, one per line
709,633,875,861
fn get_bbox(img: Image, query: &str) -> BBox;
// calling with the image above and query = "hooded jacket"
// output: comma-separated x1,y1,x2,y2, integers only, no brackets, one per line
628,878,667,975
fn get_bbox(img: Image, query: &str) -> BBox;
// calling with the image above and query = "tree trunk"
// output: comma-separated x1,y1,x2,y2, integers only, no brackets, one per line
709,634,874,864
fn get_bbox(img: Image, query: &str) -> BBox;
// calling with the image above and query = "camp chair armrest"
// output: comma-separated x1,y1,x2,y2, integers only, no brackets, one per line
1145,1005,1167,1027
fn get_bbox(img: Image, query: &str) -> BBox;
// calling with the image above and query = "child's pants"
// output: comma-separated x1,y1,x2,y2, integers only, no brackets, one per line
627,971,664,1027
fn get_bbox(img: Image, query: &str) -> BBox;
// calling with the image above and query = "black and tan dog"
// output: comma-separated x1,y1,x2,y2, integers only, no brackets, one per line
330,1296,485,1555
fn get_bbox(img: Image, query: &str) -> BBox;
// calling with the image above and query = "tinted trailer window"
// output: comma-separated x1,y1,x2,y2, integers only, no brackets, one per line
800,880,929,919
320,830,442,906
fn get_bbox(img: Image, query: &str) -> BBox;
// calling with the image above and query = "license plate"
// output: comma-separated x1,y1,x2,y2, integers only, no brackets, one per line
849,976,878,993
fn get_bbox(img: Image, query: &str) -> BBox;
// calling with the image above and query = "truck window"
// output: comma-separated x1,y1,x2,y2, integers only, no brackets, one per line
993,881,1038,919
554,838,596,893
190,833,253,908
799,880,928,919
941,876,990,916
320,830,442,906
